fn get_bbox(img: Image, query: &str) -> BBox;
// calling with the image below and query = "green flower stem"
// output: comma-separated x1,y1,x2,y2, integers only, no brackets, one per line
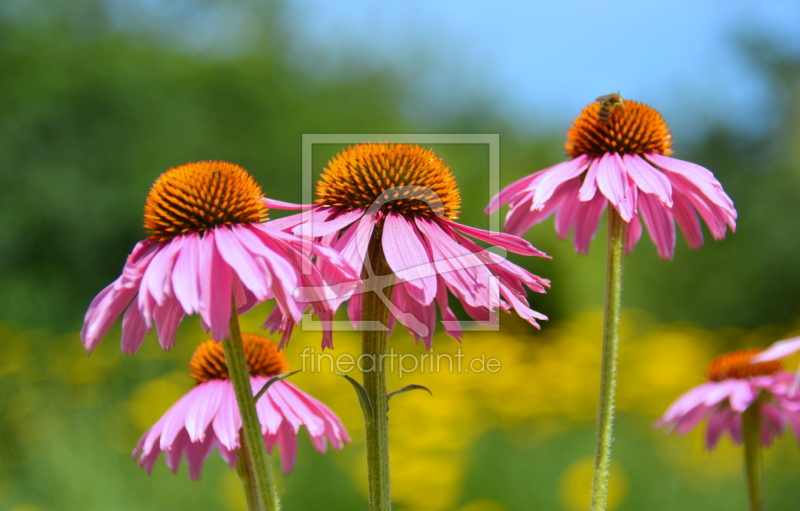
590,209,627,511
223,298,280,511
361,237,395,511
235,448,261,511
743,402,765,511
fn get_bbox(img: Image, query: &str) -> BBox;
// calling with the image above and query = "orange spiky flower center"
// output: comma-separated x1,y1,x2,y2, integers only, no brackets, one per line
706,349,783,382
144,161,268,242
189,333,290,383
565,99,674,157
315,143,461,220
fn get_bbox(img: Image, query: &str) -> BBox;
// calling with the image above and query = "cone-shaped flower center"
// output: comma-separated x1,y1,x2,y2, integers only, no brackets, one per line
565,97,674,157
144,161,268,242
706,349,783,382
315,143,461,219
189,333,290,383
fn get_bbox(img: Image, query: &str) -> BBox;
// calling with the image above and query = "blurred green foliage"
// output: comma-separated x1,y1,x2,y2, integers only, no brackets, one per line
1,1,800,510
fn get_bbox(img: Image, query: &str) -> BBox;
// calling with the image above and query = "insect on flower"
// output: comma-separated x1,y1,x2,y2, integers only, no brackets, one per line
596,92,624,123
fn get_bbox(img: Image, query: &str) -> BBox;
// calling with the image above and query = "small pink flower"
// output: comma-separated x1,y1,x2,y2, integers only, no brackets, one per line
274,143,550,348
81,161,356,353
134,334,349,479
487,95,737,259
656,349,800,448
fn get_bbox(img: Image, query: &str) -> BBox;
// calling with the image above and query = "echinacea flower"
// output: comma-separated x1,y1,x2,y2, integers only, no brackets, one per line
134,333,349,479
487,94,737,259
81,161,356,353
656,349,800,448
274,143,550,348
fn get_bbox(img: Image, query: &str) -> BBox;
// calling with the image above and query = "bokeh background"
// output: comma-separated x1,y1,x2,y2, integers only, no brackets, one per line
2,1,800,510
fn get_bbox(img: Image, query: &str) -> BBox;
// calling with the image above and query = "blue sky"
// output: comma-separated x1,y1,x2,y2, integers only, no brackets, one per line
279,0,800,137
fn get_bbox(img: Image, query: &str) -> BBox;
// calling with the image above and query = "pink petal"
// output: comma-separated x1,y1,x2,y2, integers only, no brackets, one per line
121,303,149,354
212,383,242,450
647,153,736,212
623,154,673,206
293,207,364,238
638,192,676,260
596,152,634,222
578,156,601,202
153,295,184,351
573,194,607,254
531,155,592,210
263,198,309,210
706,407,736,449
670,190,704,249
171,232,202,315
335,212,377,274
197,231,233,342
485,171,541,214
445,219,548,257
752,336,800,362
214,226,270,300
382,213,436,304
185,380,224,442
184,434,216,480
625,200,642,255
276,420,298,475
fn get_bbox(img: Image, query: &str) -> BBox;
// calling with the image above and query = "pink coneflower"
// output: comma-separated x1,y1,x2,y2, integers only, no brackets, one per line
134,334,349,479
487,94,737,259
80,161,356,353
275,143,550,348
656,349,800,448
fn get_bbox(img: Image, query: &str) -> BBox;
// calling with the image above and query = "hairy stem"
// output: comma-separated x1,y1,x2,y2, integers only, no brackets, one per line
235,447,261,511
223,298,281,511
590,209,627,511
361,236,394,511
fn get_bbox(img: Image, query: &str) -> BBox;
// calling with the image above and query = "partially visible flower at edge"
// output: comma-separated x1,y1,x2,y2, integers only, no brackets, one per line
752,335,800,393
134,333,349,479
269,143,551,348
656,348,800,448
81,161,357,353
486,96,737,259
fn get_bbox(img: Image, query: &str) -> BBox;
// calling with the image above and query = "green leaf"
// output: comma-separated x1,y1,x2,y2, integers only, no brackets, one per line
387,384,433,403
336,373,374,425
253,370,302,403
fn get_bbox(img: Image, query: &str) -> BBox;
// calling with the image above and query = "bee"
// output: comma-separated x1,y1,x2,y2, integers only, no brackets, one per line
595,92,624,123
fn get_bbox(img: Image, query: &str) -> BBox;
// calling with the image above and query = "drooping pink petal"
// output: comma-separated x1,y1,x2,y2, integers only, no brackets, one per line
646,153,736,212
638,192,677,260
276,420,298,475
184,434,216,480
625,208,642,255
197,231,233,342
485,171,540,214
153,295,184,351
578,156,601,202
212,384,242,451
382,212,437,304
121,303,149,354
335,212,378,274
415,217,492,308
444,219,548,258
623,154,673,206
185,380,225,442
669,190,704,249
214,226,270,300
596,152,634,222
573,193,607,254
171,232,202,315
